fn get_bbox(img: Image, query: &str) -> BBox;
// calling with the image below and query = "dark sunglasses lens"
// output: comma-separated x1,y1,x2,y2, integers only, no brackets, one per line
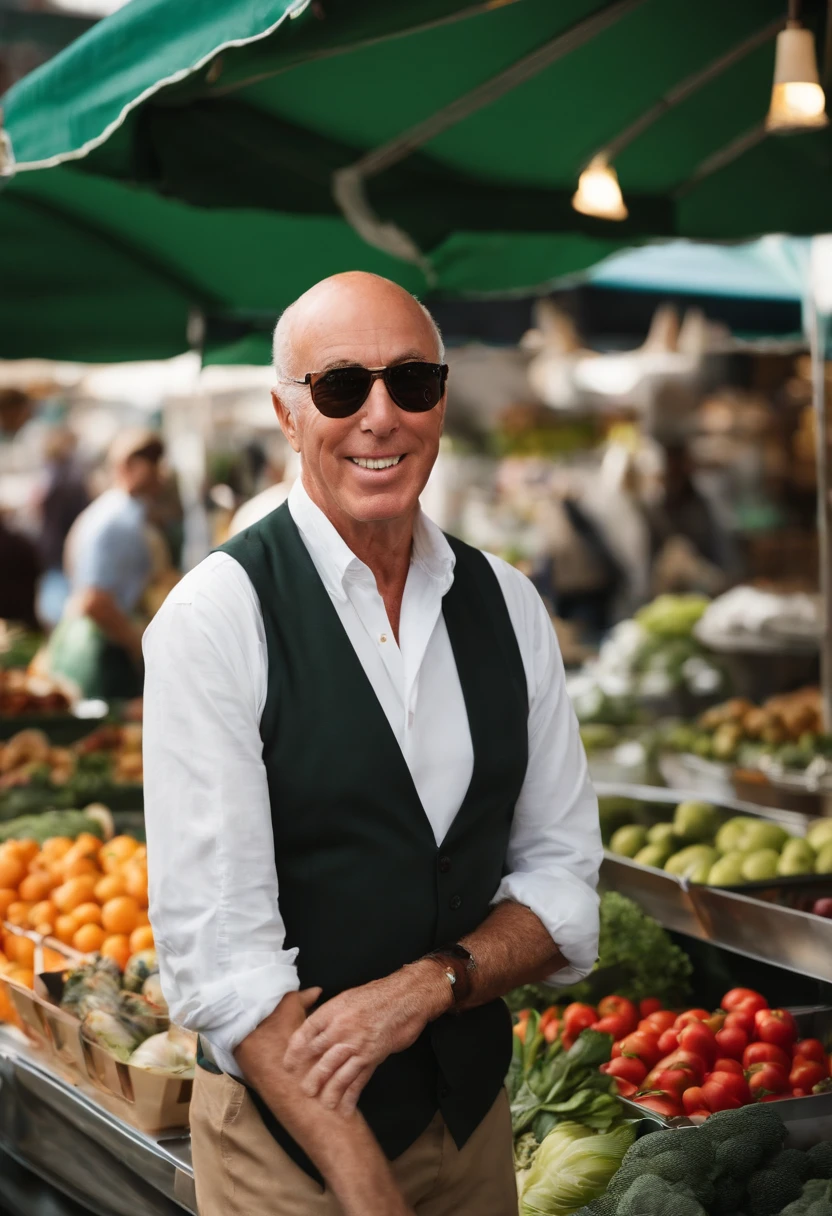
311,368,372,417
386,363,444,412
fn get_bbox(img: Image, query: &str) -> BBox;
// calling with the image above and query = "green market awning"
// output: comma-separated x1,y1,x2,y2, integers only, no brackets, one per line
2,0,832,362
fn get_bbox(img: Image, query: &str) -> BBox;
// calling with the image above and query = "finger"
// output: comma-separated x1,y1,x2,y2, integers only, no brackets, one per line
338,1065,375,1118
317,1053,366,1111
300,1042,355,1098
284,1018,329,1072
298,987,323,1011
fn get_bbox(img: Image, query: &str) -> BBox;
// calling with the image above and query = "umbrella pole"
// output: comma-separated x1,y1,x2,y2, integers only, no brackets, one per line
809,295,832,730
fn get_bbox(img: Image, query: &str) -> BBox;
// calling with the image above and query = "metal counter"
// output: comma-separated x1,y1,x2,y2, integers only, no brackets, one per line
0,1027,195,1216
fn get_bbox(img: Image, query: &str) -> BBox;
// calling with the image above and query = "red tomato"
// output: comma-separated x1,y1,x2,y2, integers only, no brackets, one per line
645,1049,708,1089
631,1093,683,1118
714,1026,748,1060
678,1023,718,1067
705,1070,751,1104
602,1055,648,1086
613,1078,638,1098
758,1092,788,1102
793,1039,827,1066
543,1021,560,1044
747,1061,790,1098
674,1009,711,1030
640,998,663,1017
562,1003,598,1036
640,1011,677,1035
701,1080,743,1112
743,1042,792,1072
792,1088,810,1098
657,1029,680,1055
618,1030,663,1068
714,1057,744,1076
595,1014,633,1040
724,1010,755,1035
682,1086,709,1116
597,996,639,1033
653,1065,701,1098
721,988,768,1014
539,1007,559,1030
757,1011,797,1052
789,1057,827,1091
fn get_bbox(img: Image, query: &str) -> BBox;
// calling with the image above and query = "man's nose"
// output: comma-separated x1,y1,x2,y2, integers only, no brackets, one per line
360,377,399,433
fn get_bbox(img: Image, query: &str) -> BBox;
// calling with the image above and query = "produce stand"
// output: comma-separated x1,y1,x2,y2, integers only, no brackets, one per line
0,1025,194,1215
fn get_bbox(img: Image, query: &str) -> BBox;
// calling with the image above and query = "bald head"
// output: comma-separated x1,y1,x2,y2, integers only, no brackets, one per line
272,273,443,393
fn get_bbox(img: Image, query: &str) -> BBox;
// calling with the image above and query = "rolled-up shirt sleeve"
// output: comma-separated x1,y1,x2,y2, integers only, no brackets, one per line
143,553,299,1077
487,558,602,985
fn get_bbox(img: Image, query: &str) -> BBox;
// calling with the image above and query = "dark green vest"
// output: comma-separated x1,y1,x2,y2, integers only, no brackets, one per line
220,503,528,1178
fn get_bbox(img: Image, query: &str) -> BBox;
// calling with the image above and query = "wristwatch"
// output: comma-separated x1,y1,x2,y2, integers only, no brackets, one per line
423,943,477,1006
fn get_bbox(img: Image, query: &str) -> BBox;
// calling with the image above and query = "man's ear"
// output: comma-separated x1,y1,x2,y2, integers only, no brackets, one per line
272,389,301,454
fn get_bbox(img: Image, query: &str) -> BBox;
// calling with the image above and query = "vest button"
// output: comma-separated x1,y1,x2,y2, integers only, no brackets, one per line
437,855,451,874
449,894,462,911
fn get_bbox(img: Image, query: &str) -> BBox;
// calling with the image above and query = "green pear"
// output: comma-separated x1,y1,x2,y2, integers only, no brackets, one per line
665,845,720,881
815,843,832,874
610,825,648,858
715,817,749,854
739,820,789,854
807,819,832,852
777,837,816,877
707,852,747,887
673,801,720,844
634,843,675,869
741,849,780,882
647,822,679,848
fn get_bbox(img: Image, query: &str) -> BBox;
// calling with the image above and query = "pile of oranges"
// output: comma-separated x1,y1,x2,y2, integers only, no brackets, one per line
0,832,152,988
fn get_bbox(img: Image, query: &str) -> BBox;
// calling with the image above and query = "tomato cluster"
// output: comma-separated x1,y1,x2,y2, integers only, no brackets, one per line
515,988,832,1121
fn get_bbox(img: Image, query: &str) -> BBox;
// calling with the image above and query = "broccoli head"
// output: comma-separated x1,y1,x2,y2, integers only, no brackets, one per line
704,1105,787,1179
807,1143,832,1182
746,1166,805,1216
711,1175,749,1216
773,1149,811,1183
780,1177,832,1216
615,1176,708,1216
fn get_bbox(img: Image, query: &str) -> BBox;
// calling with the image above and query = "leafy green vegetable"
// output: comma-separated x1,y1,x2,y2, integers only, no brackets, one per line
520,1121,635,1216
0,808,106,843
511,1030,617,1139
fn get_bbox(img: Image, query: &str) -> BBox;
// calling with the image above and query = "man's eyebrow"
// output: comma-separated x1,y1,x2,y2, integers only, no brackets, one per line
316,351,437,372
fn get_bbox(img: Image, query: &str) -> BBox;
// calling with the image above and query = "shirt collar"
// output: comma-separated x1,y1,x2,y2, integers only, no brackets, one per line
288,478,455,602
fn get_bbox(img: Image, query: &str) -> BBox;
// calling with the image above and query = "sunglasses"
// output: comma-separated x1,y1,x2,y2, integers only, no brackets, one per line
287,361,448,419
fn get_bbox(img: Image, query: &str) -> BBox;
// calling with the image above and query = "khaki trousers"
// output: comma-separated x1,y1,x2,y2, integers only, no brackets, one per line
190,1067,518,1216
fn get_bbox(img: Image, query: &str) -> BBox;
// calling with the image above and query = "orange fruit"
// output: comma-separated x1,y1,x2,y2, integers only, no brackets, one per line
136,909,150,928
73,924,106,954
61,857,99,880
18,871,57,903
123,862,148,909
73,902,103,927
34,922,54,938
27,900,56,930
6,902,33,928
129,925,155,953
52,875,97,914
7,840,39,864
101,896,139,936
40,838,73,862
100,935,130,971
27,853,51,874
0,889,18,919
41,948,68,972
6,936,35,968
75,833,102,855
54,915,78,946
0,855,26,890
8,968,34,989
93,873,126,903
100,837,139,874
133,845,147,862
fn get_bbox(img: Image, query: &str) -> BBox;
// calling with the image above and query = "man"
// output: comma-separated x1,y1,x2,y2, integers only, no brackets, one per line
49,429,163,699
228,437,293,536
143,273,601,1216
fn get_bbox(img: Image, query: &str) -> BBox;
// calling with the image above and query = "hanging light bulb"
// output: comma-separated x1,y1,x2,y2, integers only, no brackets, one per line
572,155,628,221
766,20,828,132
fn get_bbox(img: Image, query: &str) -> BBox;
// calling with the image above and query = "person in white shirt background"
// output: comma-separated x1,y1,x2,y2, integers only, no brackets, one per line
143,272,602,1216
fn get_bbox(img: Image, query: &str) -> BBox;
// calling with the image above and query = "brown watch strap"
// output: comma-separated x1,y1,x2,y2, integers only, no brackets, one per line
423,944,477,1005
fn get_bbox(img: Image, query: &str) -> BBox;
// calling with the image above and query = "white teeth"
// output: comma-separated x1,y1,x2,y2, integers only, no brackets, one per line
350,456,402,469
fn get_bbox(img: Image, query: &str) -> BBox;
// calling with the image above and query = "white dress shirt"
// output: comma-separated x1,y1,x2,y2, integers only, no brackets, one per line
143,480,601,1077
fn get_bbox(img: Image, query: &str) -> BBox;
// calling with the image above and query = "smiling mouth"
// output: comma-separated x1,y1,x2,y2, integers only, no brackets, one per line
348,456,404,470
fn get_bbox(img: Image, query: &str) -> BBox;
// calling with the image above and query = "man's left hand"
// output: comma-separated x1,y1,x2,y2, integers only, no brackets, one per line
283,961,451,1116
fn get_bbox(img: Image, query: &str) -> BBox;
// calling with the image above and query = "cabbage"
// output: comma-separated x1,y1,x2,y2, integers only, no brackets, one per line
82,1009,143,1061
519,1121,635,1216
129,1030,195,1074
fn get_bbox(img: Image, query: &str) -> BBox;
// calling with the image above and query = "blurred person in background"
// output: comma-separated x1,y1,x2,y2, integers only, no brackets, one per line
229,436,294,536
46,429,164,700
34,427,90,629
0,513,40,628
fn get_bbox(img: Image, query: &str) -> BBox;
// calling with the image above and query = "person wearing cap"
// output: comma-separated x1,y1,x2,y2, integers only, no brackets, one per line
143,274,601,1216
48,429,165,700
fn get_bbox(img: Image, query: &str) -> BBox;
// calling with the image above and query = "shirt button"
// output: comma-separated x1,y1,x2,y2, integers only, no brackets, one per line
379,634,387,644
438,1083,450,1101
437,856,451,874
449,894,462,911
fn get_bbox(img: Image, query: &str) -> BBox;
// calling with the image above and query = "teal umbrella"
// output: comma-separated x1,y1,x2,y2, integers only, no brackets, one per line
1,0,831,361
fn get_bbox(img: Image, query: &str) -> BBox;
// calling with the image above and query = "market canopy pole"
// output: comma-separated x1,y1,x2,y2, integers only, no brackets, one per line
810,236,832,730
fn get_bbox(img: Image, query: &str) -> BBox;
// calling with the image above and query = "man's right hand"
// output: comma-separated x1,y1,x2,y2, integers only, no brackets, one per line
234,990,414,1216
